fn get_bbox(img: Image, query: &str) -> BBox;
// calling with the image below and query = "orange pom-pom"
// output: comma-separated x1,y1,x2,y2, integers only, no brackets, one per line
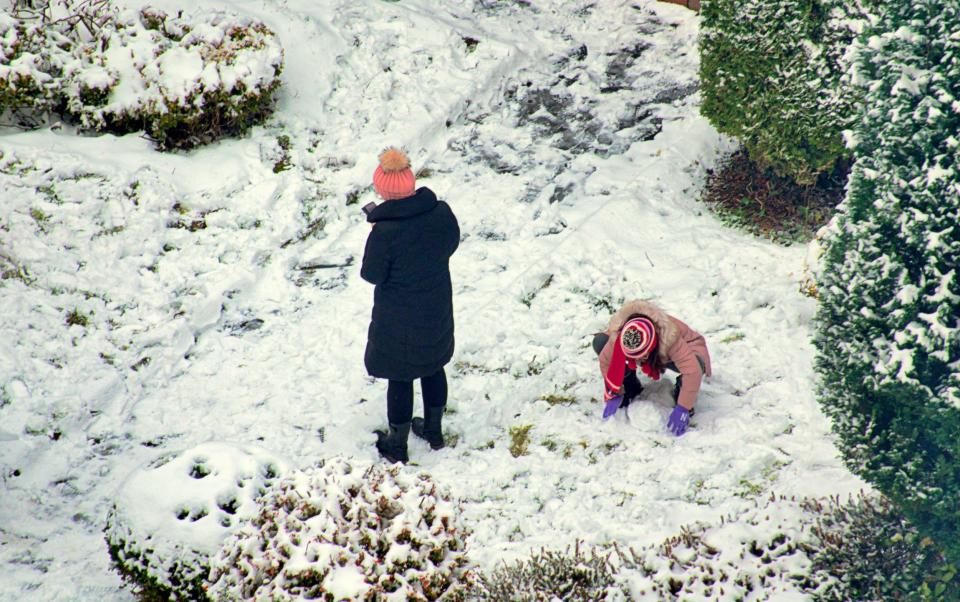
378,147,411,173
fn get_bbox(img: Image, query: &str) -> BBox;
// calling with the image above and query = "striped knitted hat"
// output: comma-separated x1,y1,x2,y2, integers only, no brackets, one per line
620,317,657,359
372,147,416,200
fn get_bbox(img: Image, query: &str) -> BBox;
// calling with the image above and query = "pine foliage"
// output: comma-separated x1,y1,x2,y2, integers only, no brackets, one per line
814,0,960,564
699,0,868,184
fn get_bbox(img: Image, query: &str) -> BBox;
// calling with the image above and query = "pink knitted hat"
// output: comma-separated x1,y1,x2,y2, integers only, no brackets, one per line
372,147,416,200
620,317,657,360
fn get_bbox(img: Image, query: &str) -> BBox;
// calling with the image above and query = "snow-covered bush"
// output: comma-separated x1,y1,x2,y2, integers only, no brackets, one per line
806,492,960,601
105,442,289,601
1,2,283,149
209,457,472,601
64,7,284,149
699,0,869,184
0,14,56,115
813,0,960,566
615,495,823,600
473,496,832,601
472,542,618,601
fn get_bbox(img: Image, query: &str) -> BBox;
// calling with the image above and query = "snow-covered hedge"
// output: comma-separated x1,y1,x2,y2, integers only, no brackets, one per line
699,0,869,184
473,543,618,601
105,442,289,601
615,495,825,600
814,0,960,567
807,492,960,601
0,13,55,115
474,496,830,600
1,3,283,149
209,457,473,601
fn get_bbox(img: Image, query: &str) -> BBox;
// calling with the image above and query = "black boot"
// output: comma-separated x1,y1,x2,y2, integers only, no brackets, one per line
375,422,410,463
412,405,445,450
622,370,643,407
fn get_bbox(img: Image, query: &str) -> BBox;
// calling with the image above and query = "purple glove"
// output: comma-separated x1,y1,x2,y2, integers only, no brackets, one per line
667,406,690,436
602,395,623,420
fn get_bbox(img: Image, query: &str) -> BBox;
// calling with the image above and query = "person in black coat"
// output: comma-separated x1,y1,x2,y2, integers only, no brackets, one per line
362,147,460,463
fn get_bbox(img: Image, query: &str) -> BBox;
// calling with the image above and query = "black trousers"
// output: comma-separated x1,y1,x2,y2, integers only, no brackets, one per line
387,368,447,425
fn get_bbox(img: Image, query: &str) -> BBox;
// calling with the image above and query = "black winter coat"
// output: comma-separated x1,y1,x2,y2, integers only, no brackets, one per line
361,187,460,381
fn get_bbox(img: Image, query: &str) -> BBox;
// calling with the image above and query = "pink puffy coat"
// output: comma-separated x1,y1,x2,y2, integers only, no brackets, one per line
598,299,712,410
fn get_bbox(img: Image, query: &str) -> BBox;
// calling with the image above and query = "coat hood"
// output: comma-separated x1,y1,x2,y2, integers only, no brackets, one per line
607,299,680,364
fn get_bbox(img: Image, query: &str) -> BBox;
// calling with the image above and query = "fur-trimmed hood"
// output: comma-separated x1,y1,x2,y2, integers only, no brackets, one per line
598,299,712,409
606,299,680,364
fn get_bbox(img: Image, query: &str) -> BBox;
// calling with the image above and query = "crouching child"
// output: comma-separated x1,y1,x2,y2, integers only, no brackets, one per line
592,299,711,436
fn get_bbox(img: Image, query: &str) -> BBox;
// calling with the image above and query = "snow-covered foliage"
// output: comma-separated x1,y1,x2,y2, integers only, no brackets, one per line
473,542,619,601
699,0,869,184
209,457,472,601
614,494,825,600
798,221,832,298
0,1,283,149
104,442,289,600
806,492,960,602
0,12,55,115
475,494,852,601
814,0,960,565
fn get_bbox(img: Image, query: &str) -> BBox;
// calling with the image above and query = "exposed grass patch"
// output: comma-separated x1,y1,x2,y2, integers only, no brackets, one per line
95,225,125,237
540,437,560,452
508,424,533,458
30,207,49,228
65,308,90,327
539,393,577,406
452,361,509,375
272,134,292,173
520,273,553,308
0,253,33,284
720,331,745,343
736,459,790,499
571,287,621,314
345,188,363,206
702,149,848,245
525,356,545,376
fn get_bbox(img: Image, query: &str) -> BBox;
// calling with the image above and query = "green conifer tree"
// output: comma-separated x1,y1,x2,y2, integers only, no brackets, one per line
699,0,866,184
814,0,960,563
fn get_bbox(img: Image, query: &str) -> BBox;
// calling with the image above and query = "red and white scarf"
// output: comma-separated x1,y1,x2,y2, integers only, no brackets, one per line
603,318,659,401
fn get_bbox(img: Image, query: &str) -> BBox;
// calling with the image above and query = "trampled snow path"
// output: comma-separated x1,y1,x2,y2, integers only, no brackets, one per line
0,0,863,598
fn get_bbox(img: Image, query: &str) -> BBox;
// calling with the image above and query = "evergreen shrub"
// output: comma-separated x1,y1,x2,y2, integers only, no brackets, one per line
472,542,618,601
699,0,868,184
209,458,473,601
105,442,288,601
0,14,56,115
806,492,960,601
814,0,960,566
1,2,283,149
617,495,824,599
474,497,828,601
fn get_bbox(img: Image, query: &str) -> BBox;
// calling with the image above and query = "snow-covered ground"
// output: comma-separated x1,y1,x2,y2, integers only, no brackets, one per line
0,0,864,598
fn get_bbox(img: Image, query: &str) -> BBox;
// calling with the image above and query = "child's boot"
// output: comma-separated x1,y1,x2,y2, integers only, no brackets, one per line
623,370,643,406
